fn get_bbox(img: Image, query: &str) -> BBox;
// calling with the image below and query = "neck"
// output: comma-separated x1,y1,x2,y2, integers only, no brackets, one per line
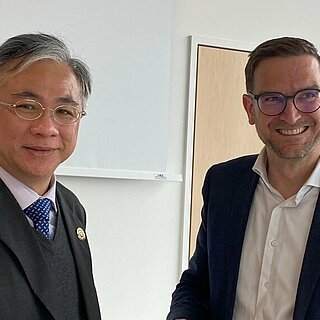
266,153,318,199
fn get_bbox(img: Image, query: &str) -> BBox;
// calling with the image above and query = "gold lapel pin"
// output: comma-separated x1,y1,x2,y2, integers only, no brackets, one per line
76,227,86,241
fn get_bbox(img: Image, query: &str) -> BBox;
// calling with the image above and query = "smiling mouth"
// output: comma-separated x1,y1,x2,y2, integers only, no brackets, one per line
277,126,308,136
24,146,56,153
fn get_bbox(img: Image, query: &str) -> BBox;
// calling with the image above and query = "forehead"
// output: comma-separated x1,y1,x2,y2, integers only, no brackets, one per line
253,55,320,93
0,59,82,103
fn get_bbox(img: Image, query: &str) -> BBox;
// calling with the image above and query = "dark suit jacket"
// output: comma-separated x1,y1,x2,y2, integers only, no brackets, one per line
0,179,101,319
167,155,320,320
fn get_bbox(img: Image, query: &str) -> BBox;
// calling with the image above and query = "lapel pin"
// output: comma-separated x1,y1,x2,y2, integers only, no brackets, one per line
76,227,86,241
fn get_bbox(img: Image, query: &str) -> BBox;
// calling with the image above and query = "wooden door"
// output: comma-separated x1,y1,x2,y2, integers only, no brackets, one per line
189,45,263,256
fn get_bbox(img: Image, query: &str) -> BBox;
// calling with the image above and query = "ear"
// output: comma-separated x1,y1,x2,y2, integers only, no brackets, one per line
243,94,256,125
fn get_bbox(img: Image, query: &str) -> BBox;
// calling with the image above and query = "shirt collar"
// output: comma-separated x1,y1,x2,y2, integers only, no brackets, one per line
0,166,57,211
253,147,268,184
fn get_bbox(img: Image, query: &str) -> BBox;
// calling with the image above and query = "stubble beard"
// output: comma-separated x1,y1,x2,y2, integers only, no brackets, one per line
257,129,320,161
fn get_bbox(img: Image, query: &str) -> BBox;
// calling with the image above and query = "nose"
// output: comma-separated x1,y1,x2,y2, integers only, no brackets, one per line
30,109,59,136
279,98,302,124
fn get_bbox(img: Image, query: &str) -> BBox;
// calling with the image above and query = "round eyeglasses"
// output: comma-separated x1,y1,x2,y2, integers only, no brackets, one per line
0,99,86,125
248,88,320,116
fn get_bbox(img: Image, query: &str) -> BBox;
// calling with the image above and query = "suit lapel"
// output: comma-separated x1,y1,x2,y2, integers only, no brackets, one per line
0,179,64,319
293,195,320,320
56,184,101,319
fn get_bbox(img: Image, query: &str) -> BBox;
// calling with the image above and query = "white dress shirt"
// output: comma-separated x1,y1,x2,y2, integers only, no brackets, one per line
0,166,57,239
233,149,320,320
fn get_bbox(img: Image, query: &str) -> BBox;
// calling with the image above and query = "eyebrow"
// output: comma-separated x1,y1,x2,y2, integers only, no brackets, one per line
11,91,79,106
252,85,320,95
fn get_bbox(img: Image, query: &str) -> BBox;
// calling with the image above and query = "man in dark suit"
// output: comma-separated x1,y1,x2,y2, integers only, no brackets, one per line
0,33,101,319
167,36,320,320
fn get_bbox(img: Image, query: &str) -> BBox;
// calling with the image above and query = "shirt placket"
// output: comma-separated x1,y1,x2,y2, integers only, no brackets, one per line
255,203,282,318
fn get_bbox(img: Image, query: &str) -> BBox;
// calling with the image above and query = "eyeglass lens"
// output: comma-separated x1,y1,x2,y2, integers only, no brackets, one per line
257,89,320,115
14,100,81,124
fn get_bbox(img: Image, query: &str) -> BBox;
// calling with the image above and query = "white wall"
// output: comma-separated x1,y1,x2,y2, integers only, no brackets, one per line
59,0,320,319
58,176,182,319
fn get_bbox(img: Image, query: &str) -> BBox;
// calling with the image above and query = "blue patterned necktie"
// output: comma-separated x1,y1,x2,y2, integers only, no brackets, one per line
24,198,52,239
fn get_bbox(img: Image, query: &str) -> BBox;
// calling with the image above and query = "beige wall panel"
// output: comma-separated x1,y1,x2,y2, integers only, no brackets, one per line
190,46,263,256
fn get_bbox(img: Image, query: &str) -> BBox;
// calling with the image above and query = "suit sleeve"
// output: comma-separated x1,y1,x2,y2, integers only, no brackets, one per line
167,170,212,320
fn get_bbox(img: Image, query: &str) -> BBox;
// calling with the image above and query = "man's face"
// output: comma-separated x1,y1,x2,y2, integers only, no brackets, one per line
243,55,320,163
0,59,82,193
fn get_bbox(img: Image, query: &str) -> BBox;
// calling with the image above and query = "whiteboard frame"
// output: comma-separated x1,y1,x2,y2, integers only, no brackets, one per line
56,166,182,182
181,35,256,271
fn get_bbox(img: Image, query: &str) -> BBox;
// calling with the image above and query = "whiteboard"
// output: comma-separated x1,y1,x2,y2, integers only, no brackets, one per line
0,0,174,180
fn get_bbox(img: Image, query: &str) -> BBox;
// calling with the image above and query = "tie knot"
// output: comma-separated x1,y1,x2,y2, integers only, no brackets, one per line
24,198,52,238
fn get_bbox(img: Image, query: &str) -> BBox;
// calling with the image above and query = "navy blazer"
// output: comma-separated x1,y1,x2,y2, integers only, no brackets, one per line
0,179,101,319
167,155,320,320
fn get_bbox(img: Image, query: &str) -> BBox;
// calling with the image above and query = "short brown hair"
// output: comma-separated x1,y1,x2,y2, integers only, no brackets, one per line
245,37,320,92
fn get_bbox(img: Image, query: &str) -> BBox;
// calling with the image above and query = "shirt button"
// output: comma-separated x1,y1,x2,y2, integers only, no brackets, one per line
271,240,278,247
264,281,271,289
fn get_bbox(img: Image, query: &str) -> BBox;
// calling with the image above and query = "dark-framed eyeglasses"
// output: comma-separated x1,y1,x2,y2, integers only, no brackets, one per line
248,88,320,116
0,99,86,125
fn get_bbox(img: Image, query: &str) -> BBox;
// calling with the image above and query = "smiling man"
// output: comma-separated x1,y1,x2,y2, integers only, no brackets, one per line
167,37,320,320
0,33,101,319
